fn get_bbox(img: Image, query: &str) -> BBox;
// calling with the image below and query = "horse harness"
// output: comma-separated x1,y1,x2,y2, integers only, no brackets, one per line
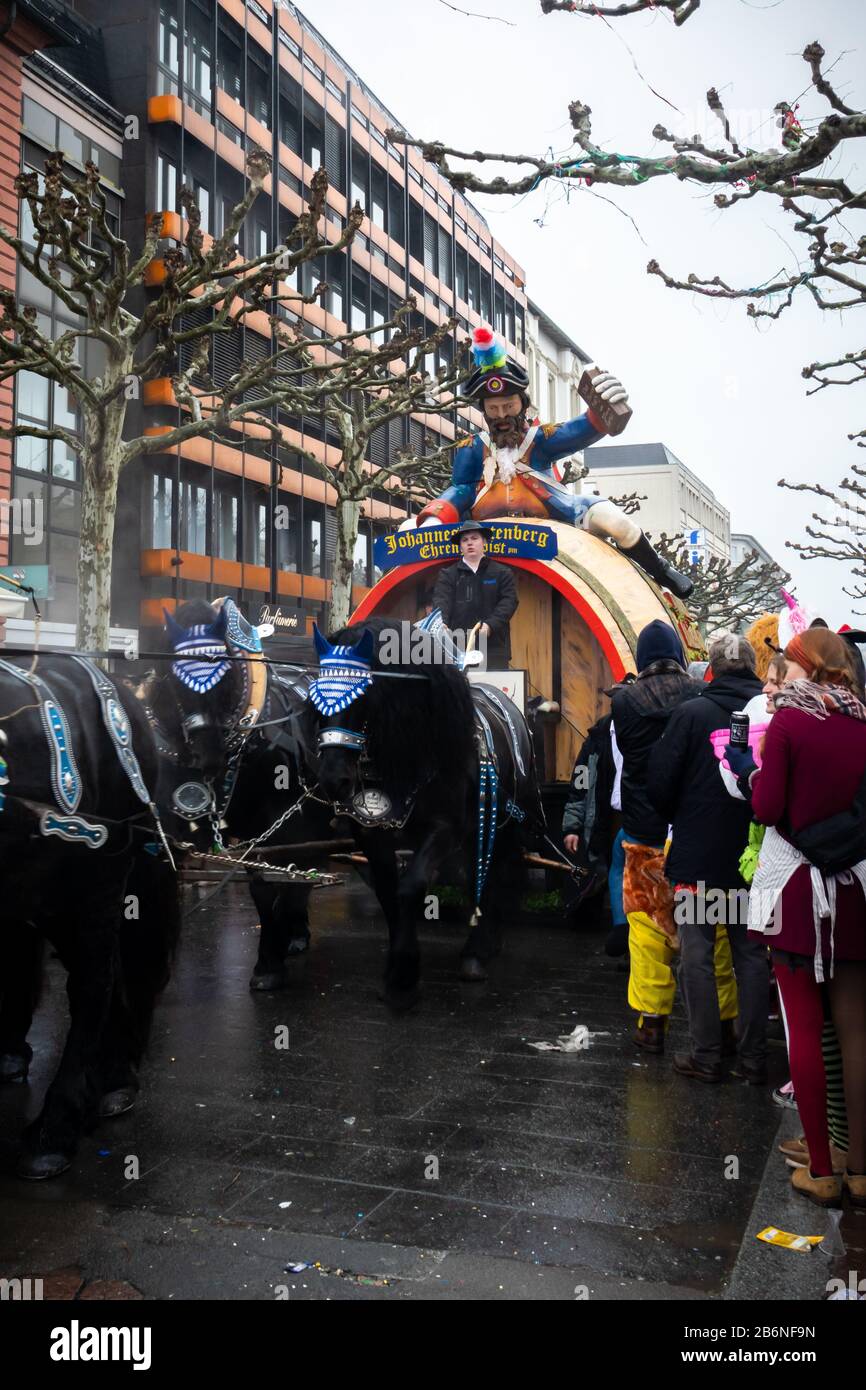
0,656,171,857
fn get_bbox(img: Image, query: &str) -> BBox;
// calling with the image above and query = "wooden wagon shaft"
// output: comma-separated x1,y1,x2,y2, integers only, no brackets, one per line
328,849,575,872
522,852,576,873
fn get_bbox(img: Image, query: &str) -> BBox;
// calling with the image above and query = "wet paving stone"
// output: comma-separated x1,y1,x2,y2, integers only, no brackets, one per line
0,879,786,1298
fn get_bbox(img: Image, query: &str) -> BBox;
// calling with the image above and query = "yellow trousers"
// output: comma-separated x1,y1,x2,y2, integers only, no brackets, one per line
627,911,738,1022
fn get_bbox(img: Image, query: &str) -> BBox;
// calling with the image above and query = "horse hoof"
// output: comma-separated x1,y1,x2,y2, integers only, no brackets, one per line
286,936,310,956
459,957,488,983
0,1052,30,1084
99,1088,137,1118
249,970,288,992
17,1151,72,1181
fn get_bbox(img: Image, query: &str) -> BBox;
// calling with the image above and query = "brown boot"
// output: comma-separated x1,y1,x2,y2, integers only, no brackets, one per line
633,1014,665,1054
843,1171,866,1207
790,1166,842,1208
673,1052,723,1083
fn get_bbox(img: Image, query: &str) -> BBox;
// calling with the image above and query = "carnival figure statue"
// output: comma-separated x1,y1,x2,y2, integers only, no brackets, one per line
408,327,693,601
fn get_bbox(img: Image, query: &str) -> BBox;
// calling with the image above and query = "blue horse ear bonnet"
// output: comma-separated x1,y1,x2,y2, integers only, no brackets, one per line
310,625,375,716
164,605,231,693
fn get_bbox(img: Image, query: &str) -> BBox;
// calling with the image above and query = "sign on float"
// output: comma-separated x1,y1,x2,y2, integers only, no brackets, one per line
374,523,558,571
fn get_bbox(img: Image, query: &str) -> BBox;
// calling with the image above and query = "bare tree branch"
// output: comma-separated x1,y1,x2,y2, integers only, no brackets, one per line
540,0,701,22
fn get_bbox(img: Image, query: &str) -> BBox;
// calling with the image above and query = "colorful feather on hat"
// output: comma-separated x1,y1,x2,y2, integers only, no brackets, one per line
471,324,507,372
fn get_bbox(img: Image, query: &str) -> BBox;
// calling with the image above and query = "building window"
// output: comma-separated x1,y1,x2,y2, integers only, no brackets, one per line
304,504,325,577
466,256,480,313
275,491,300,572
456,243,467,302
179,476,208,554
371,279,388,333
388,175,404,245
351,140,369,213
303,97,324,170
158,0,180,95
279,72,302,153
408,198,423,264
217,19,244,104
302,53,324,84
214,480,239,560
351,271,368,332
479,269,491,323
184,0,213,116
327,250,346,323
278,29,300,58
371,160,387,230
150,471,174,548
157,152,178,211
245,486,268,567
247,48,271,130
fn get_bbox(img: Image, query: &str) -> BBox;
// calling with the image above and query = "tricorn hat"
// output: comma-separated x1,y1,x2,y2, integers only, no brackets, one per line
461,325,530,401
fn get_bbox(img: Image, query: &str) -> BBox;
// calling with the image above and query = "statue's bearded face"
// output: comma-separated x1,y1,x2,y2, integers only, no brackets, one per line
483,392,527,448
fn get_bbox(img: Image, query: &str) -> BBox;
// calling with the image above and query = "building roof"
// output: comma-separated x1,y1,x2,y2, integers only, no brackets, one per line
584,441,730,517
527,299,591,365
731,532,781,567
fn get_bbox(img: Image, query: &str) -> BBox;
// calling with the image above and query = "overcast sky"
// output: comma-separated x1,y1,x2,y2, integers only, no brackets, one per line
314,0,864,625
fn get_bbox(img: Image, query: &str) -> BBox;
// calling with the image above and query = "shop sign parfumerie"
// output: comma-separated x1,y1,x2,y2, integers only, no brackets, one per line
258,604,304,632
374,523,558,571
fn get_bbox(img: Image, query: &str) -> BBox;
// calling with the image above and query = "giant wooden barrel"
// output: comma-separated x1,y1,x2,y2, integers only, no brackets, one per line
351,518,703,784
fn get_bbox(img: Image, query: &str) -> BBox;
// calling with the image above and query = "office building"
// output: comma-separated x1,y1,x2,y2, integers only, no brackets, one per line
583,440,731,561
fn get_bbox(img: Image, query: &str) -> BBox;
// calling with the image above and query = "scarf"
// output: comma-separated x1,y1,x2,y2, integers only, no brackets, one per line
773,679,866,723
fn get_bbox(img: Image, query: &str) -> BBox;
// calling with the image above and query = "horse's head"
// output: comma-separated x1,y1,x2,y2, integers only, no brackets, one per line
162,600,245,783
310,623,375,806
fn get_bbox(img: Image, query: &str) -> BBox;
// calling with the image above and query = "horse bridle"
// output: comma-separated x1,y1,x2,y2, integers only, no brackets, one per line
317,726,366,752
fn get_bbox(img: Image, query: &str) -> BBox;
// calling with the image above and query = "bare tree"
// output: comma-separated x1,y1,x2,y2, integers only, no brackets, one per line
779,462,866,611
648,533,789,632
540,0,701,20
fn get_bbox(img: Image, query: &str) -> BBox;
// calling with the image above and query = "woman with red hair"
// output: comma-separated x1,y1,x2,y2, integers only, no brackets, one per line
727,628,866,1207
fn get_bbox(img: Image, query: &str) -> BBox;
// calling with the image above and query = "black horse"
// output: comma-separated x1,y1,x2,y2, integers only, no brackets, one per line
312,617,542,1008
0,653,178,1178
148,599,332,989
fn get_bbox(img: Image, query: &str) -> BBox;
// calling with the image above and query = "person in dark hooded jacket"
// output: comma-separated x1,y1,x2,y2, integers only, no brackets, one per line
611,620,728,1053
647,631,769,1084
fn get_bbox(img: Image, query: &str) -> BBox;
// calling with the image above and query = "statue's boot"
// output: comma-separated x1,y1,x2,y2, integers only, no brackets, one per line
622,532,694,601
